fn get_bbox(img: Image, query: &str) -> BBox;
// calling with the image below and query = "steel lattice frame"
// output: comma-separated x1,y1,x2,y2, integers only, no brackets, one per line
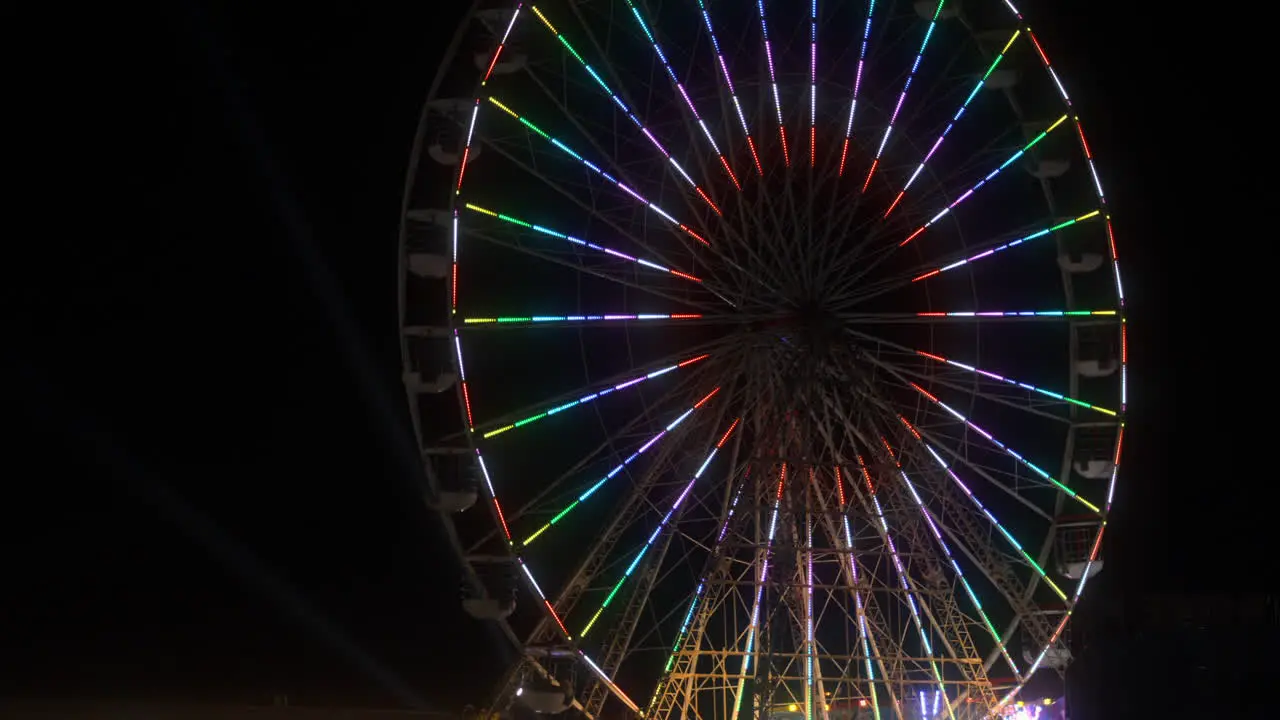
398,2,1126,719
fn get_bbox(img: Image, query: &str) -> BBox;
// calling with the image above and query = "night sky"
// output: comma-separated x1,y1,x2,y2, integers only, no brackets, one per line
5,1,1264,716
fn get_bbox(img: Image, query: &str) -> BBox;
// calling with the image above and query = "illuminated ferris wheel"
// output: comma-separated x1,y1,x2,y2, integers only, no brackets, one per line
398,1,1127,719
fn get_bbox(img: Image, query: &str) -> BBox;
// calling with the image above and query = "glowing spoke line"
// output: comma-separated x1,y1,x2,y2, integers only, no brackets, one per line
900,115,1068,247
522,388,721,546
911,210,1100,282
830,467,881,720
728,463,787,720
916,309,1115,319
861,0,947,193
803,511,815,720
695,0,763,175
481,354,710,439
580,418,741,636
855,451,952,719
621,0,741,190
906,382,1101,514
529,6,723,215
884,31,1020,218
756,0,789,166
486,96,709,246
647,465,752,717
912,349,1116,417
837,0,877,177
897,415,1067,607
464,203,704,283
512,555,642,711
463,313,702,326
809,0,818,167
889,424,1033,683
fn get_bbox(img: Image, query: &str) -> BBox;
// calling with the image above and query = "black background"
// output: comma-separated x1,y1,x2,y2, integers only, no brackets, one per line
5,1,1267,717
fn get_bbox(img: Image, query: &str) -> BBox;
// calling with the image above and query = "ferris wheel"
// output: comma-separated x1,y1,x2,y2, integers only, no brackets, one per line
398,1,1126,719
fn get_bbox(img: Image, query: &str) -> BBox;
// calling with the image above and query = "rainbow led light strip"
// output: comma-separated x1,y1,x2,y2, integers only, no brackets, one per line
881,431,1026,681
480,354,709,439
884,30,1021,219
756,0,788,166
463,313,701,326
838,0,877,177
522,387,720,546
695,0,763,176
579,418,741,637
857,451,952,719
900,115,1068,247
463,203,702,283
907,382,1100,514
831,467,882,720
621,0,740,190
804,512,815,720
529,6,723,215
862,0,946,193
728,463,787,720
916,309,1114,318
444,2,1130,715
486,96,709,246
913,349,1116,416
647,466,751,717
898,415,1066,606
911,210,1100,282
808,0,818,167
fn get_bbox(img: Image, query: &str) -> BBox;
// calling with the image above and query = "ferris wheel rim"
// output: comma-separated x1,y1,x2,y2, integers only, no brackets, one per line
399,2,1127,718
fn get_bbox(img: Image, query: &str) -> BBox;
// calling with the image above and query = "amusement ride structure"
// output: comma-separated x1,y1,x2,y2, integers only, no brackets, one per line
398,1,1127,718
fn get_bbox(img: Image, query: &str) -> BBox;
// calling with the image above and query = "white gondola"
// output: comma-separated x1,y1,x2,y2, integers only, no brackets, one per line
1027,159,1070,179
403,370,458,394
1058,251,1105,273
984,69,1019,90
462,596,515,621
520,688,572,714
406,253,449,279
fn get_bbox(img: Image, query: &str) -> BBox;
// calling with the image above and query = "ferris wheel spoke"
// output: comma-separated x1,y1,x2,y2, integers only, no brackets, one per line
909,209,1102,284
694,0,763,176
521,386,722,547
845,332,1109,424
485,95,712,247
466,363,719,555
898,114,1069,249
868,349,1073,428
464,125,725,291
806,467,892,718
578,416,742,639
836,0,879,177
460,312,725,328
899,377,1102,516
529,5,725,216
800,396,951,709
460,226,725,315
754,0,790,167
881,30,1021,220
908,347,1116,418
895,415,1067,605
860,0,949,195
848,450,953,716
876,422,1028,680
620,0,743,191
832,309,1118,323
830,208,1104,313
877,437,1011,708
476,353,712,440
